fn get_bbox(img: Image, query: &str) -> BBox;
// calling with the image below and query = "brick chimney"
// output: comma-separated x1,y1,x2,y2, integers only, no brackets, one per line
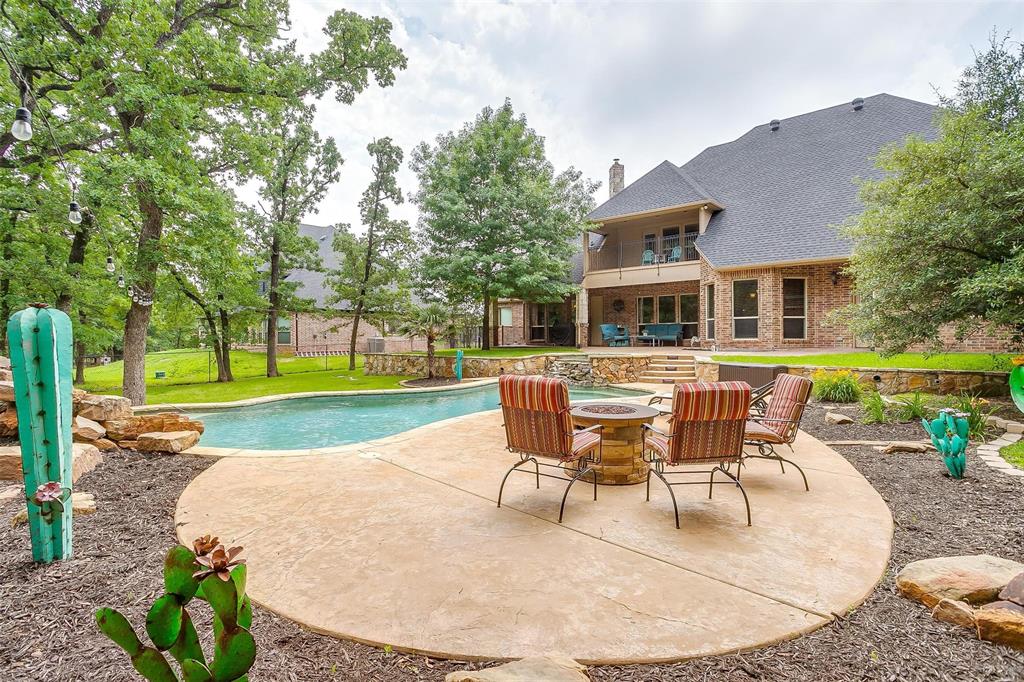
609,159,624,198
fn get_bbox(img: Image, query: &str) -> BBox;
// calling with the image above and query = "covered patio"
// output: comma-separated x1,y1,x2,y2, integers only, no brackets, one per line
176,403,892,664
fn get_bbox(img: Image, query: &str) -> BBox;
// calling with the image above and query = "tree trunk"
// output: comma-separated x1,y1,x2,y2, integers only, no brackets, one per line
75,312,87,384
218,306,234,382
426,333,435,379
266,231,281,377
481,286,491,351
122,192,163,405
348,304,363,371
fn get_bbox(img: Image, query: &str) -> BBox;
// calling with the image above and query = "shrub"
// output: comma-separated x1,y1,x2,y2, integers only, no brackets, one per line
945,393,993,440
894,390,933,422
861,390,890,424
812,369,862,403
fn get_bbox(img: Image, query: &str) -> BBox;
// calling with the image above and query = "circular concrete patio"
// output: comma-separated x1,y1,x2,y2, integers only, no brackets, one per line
175,409,893,664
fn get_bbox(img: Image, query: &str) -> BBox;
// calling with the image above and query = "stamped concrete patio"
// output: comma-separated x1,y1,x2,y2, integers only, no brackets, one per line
175,408,893,664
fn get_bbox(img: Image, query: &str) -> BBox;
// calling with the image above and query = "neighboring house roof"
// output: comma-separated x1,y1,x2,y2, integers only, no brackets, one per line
587,93,938,269
286,223,340,309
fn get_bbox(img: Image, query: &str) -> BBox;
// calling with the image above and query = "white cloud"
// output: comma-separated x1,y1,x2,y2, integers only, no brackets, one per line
257,0,1024,233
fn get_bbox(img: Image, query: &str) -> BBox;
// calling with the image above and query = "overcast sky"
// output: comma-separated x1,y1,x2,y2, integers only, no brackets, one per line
264,0,1024,232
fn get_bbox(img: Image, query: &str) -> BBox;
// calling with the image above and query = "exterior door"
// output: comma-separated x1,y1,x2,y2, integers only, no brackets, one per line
589,295,604,345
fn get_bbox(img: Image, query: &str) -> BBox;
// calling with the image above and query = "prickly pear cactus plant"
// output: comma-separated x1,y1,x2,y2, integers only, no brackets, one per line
922,408,970,479
7,304,75,563
96,537,255,681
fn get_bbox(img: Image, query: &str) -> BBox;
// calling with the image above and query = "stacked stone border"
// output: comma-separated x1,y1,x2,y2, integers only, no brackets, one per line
978,415,1024,479
364,352,654,384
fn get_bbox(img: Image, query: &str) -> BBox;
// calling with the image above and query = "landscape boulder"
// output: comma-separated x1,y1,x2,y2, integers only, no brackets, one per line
445,657,589,682
136,430,200,454
75,394,132,422
0,407,16,437
882,441,930,454
0,380,13,402
1,443,103,482
897,555,1024,608
975,606,1024,650
103,413,204,442
825,411,854,425
93,438,119,451
931,598,975,628
1000,572,1024,606
72,415,106,442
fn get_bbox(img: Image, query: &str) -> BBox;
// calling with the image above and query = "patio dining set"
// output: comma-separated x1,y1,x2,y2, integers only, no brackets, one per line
495,372,813,528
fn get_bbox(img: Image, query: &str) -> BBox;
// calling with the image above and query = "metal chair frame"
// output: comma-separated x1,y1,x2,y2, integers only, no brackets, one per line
497,421,603,523
742,402,811,492
641,422,751,528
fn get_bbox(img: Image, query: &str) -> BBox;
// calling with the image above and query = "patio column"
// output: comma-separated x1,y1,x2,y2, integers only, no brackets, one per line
576,288,589,348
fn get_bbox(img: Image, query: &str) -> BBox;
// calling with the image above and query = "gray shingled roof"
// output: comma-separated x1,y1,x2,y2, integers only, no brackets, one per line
587,93,938,269
286,223,341,309
587,160,715,220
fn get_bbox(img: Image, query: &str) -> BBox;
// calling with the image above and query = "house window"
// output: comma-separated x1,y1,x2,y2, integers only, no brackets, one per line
637,296,654,328
679,294,698,339
498,306,513,326
705,284,715,340
657,295,676,323
733,279,758,339
783,278,807,340
276,316,291,345
258,280,268,295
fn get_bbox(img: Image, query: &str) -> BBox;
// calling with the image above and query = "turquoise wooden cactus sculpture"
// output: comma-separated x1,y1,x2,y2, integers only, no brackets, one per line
7,304,74,562
96,537,255,682
922,408,970,479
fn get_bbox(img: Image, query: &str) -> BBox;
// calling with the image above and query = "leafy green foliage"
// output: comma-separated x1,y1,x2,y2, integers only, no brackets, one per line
411,100,599,348
812,369,863,403
96,541,254,681
840,34,1024,354
327,138,414,369
396,304,467,379
894,391,933,422
860,391,890,424
710,352,1013,372
943,394,993,440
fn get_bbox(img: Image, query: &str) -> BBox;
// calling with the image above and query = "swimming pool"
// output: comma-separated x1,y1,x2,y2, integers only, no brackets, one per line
188,384,647,450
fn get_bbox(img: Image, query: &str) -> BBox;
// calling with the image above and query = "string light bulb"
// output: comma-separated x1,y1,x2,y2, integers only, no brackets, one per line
116,275,125,288
68,201,82,224
105,255,115,273
11,107,31,141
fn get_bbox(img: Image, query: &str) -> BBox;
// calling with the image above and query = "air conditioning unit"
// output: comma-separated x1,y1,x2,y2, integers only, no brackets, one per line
367,337,386,354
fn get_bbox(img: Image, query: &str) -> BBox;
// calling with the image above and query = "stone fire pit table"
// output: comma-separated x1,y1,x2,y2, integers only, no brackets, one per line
568,402,660,485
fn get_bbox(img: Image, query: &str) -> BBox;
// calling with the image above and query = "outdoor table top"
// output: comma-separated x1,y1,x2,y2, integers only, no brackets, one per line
570,402,660,421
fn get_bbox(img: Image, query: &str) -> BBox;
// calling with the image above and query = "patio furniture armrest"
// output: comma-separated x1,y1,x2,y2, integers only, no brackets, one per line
641,422,668,438
576,423,604,435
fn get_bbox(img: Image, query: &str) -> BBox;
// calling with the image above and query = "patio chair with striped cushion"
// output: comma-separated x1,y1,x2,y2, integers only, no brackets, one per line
743,373,813,491
497,374,602,523
642,381,752,528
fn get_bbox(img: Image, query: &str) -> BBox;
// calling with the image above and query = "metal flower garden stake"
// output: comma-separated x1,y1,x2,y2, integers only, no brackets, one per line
7,304,74,562
922,408,970,479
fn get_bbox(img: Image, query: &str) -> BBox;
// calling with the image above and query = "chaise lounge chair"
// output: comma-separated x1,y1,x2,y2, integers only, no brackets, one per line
742,373,813,491
600,323,631,347
642,381,753,527
496,374,602,522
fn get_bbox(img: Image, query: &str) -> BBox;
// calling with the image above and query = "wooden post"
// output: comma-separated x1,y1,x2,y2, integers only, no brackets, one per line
7,304,74,562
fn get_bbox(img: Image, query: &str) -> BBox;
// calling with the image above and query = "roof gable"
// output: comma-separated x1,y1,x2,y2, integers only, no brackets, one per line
587,160,713,221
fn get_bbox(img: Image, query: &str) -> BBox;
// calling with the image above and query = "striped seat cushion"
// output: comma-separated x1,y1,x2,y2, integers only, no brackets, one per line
660,381,751,465
646,432,670,457
760,374,813,442
570,430,601,461
499,374,574,459
744,420,786,444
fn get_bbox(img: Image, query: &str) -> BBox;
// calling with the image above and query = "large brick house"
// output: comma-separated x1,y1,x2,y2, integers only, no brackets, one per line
494,93,1008,352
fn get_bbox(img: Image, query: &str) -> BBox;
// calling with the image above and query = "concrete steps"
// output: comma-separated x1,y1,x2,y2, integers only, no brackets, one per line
638,355,698,384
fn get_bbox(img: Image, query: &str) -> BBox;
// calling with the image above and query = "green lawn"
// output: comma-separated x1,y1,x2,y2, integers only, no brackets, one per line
712,352,1013,372
427,346,580,358
1000,441,1024,470
82,350,410,404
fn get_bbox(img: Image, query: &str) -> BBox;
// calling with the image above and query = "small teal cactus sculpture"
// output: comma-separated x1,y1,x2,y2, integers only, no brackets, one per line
922,408,970,479
96,537,255,681
7,304,74,562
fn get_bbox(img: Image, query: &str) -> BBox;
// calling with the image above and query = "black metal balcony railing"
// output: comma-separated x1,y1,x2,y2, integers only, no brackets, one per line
587,233,698,272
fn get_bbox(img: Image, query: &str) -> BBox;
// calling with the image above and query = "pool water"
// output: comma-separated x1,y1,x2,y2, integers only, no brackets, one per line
189,384,646,450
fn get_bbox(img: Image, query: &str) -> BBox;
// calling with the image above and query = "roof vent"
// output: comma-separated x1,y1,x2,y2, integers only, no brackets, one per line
769,119,780,132
852,97,864,111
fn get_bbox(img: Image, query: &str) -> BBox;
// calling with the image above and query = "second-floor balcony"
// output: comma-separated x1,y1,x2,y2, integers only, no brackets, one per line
587,233,698,271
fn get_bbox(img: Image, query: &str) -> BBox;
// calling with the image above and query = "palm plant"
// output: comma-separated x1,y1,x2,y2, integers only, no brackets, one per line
396,303,463,379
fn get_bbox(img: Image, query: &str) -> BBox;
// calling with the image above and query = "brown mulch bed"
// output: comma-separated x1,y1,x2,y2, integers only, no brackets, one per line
1,403,1023,681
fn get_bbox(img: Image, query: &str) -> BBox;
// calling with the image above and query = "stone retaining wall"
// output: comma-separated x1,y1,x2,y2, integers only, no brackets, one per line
364,352,652,384
784,365,1009,397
